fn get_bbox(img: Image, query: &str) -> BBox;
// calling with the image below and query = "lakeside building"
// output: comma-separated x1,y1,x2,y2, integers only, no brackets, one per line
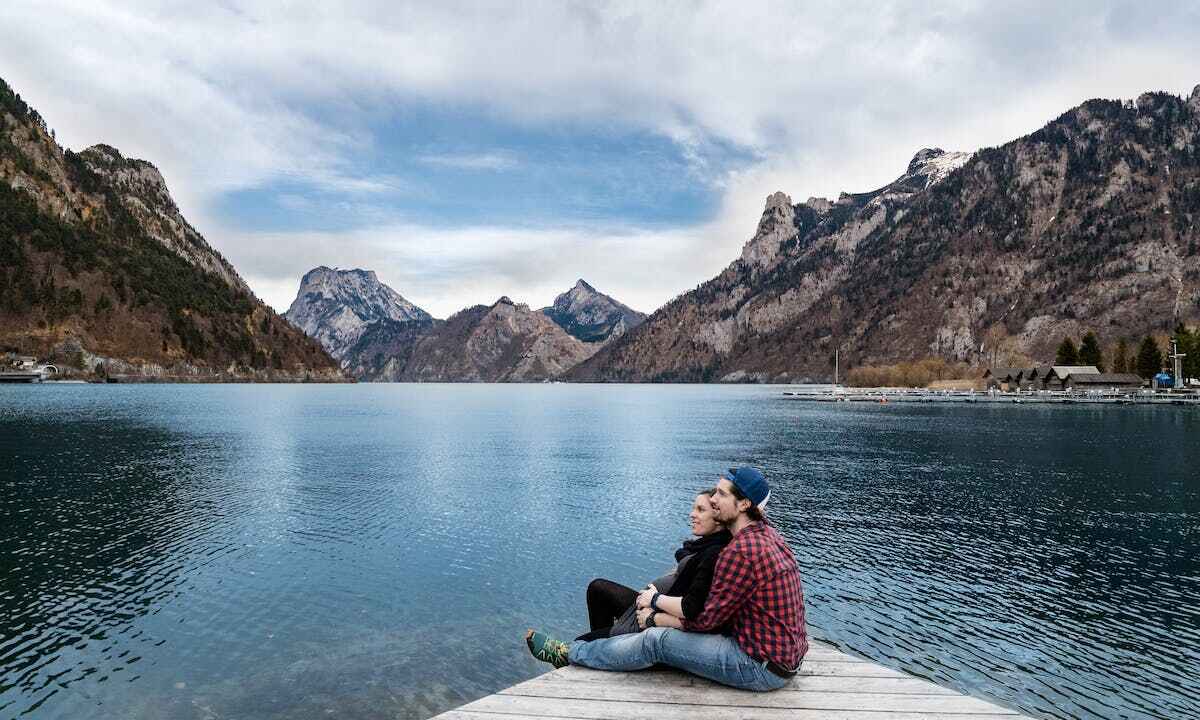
1041,365,1101,390
983,367,1025,391
0,354,59,382
1064,373,1144,390
1021,365,1053,389
984,365,1111,391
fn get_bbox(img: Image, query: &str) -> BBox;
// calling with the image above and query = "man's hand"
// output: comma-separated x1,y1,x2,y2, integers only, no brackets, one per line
636,607,654,628
636,584,659,609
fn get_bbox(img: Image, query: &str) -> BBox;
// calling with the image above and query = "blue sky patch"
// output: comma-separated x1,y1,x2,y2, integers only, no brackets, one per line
211,103,756,232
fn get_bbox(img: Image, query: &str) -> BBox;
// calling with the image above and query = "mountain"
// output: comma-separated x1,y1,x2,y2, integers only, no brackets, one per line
569,86,1200,382
347,296,593,381
0,77,341,380
541,279,646,343
284,266,432,362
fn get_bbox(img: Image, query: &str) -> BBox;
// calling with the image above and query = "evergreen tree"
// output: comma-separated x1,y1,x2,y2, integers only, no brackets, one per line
1055,336,1079,365
1176,324,1198,382
1078,331,1104,371
1136,336,1163,379
1112,338,1130,374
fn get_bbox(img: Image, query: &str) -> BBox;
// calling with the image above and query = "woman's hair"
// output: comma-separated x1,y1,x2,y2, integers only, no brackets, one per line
727,482,764,522
700,487,718,497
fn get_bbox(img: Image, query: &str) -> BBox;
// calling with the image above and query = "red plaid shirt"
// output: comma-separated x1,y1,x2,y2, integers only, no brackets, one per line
681,520,807,669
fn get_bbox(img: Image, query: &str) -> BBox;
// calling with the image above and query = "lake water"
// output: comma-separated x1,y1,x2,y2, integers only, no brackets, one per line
1,384,1197,720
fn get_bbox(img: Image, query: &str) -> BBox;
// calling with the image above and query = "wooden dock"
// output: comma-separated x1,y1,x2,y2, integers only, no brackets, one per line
431,640,1030,720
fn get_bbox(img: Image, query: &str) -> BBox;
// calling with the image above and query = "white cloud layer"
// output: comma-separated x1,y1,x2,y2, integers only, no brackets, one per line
231,221,721,318
2,1,1198,315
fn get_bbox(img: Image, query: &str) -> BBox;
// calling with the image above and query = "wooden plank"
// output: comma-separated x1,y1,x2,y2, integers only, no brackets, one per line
802,642,867,659
798,661,911,678
429,640,1030,720
436,712,579,720
538,667,958,695
497,681,1015,714
453,694,1020,720
550,663,911,684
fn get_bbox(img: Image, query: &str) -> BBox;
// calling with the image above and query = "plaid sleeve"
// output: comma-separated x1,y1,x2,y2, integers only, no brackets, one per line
681,545,755,633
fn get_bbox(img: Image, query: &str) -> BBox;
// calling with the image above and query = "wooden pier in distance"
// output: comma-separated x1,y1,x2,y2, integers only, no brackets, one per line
431,640,1030,720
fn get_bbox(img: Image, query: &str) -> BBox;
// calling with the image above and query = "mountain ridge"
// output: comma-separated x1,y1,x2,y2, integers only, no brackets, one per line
0,76,342,380
284,265,432,363
349,295,592,382
540,278,646,344
569,86,1200,382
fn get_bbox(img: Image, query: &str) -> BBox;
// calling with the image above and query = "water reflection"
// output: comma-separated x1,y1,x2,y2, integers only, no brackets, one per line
1,414,225,717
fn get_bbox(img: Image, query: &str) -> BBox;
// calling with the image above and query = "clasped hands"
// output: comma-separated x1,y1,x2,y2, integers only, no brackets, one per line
635,584,658,629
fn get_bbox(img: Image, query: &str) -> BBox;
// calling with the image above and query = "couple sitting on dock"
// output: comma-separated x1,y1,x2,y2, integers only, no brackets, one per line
525,466,808,692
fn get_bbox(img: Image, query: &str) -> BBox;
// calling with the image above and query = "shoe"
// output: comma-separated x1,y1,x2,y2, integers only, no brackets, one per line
525,629,569,668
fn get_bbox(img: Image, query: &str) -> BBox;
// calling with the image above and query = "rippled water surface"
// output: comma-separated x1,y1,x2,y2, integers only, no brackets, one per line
1,384,1197,719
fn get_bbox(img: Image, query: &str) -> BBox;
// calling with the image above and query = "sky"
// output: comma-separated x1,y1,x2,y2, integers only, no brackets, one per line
1,1,1198,318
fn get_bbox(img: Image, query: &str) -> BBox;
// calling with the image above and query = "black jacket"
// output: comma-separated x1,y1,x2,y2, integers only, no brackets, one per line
671,530,732,619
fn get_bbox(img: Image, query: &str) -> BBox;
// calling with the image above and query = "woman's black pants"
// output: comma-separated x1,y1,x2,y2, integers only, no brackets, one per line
575,578,637,642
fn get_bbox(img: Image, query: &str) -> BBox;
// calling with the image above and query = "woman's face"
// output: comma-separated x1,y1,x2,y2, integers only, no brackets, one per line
689,493,721,536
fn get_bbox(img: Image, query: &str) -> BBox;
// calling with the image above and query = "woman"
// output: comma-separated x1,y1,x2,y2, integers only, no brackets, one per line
565,489,731,644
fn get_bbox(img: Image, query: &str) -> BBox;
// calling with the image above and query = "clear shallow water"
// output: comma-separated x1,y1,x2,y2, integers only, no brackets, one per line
0,384,1197,720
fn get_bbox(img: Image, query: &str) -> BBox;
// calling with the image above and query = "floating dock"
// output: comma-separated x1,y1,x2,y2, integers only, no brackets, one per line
782,389,1200,406
431,640,1029,719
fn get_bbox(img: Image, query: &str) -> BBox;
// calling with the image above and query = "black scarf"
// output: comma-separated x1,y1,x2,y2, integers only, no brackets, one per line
674,528,732,563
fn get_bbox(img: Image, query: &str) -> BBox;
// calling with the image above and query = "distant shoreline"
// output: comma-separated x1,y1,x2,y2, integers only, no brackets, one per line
783,386,1200,406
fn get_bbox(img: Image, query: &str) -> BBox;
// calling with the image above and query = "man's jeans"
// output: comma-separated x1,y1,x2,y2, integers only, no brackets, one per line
568,627,789,692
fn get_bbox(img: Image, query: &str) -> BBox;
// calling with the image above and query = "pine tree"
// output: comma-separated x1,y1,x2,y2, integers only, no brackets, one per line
1112,338,1130,374
1078,331,1104,371
1055,336,1079,365
1176,324,1198,382
1136,336,1163,379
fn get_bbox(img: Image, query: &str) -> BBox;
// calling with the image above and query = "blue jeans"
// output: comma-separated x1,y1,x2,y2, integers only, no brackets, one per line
568,628,788,692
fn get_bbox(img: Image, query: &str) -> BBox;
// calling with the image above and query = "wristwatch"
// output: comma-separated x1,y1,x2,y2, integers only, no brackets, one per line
646,611,658,627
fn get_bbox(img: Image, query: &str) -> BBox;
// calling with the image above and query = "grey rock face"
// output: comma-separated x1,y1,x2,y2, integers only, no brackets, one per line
284,267,432,362
79,144,251,293
541,279,647,344
740,192,795,272
900,148,972,189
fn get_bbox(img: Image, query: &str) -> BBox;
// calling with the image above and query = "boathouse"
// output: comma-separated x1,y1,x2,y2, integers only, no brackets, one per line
1064,373,1143,390
983,367,1024,391
1042,365,1100,390
1020,365,1051,389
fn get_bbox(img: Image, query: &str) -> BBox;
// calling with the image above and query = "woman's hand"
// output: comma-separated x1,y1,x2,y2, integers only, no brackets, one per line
636,584,659,609
636,607,654,629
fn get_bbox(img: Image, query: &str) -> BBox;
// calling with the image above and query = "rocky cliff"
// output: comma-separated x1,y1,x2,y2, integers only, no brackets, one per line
0,77,341,380
570,86,1200,382
541,279,646,343
284,266,432,362
349,296,593,382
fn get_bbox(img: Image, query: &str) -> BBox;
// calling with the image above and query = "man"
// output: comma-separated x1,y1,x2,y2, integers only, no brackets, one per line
526,466,808,692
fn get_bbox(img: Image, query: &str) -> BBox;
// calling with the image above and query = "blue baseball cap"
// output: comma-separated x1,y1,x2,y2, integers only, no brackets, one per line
721,466,770,509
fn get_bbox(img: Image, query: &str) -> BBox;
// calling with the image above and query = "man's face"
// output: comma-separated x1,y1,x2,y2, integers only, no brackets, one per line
710,478,745,523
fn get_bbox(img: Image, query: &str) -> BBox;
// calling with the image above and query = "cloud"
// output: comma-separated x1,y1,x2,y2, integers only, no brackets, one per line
2,1,1198,317
416,151,519,171
225,219,736,318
